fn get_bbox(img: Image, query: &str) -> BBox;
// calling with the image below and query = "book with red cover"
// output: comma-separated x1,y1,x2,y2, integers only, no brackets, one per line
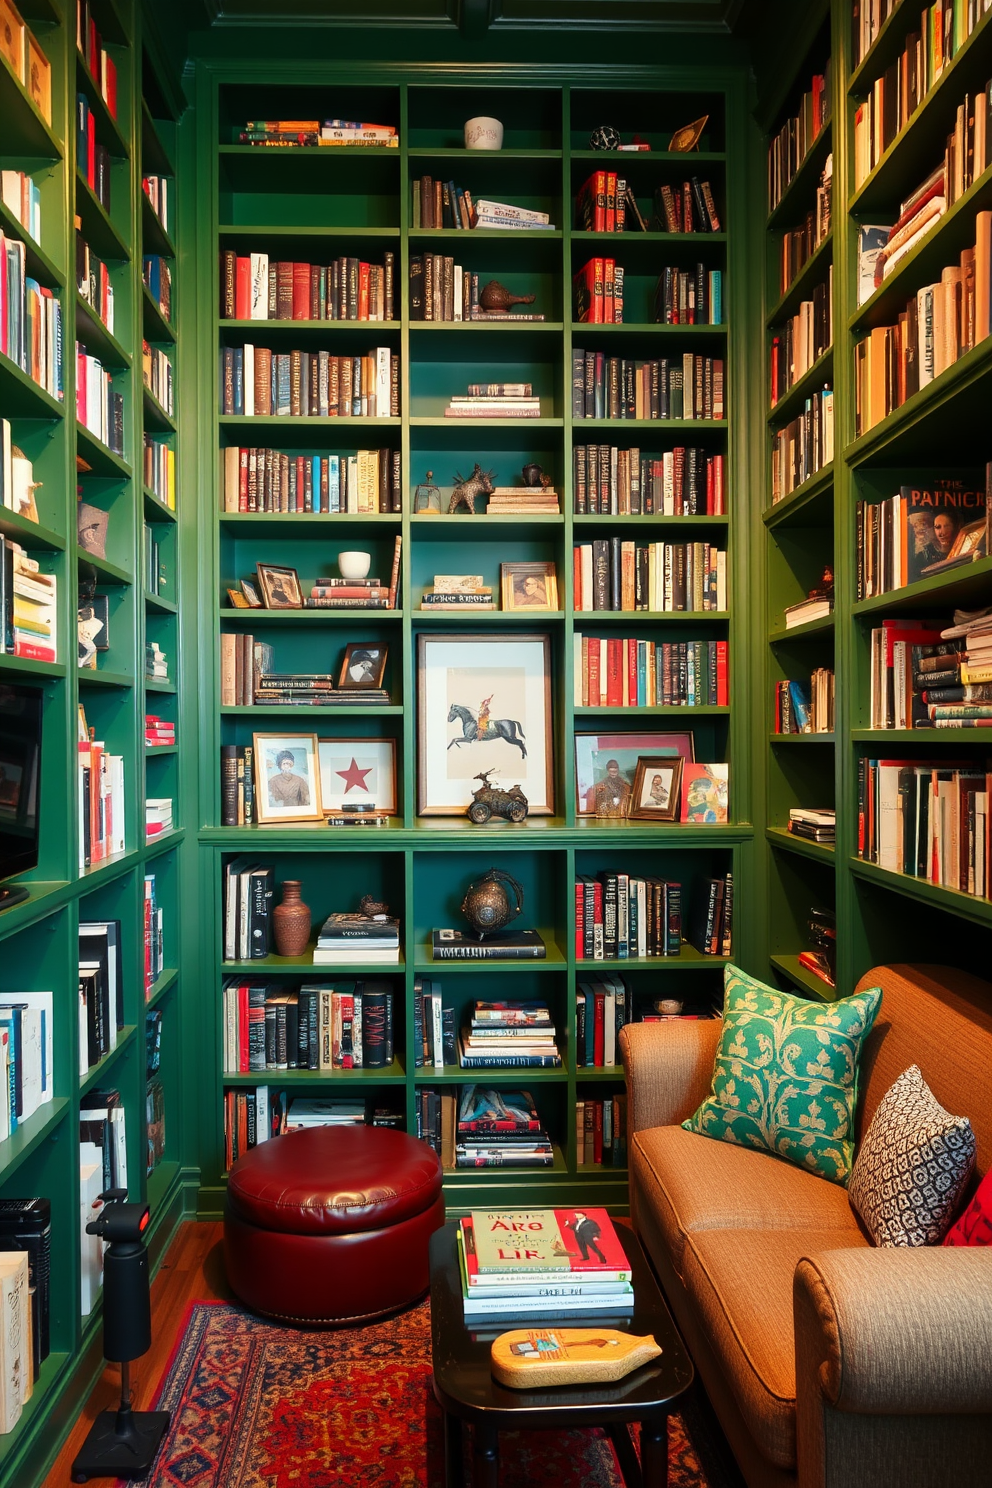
574,258,604,323
462,1208,632,1280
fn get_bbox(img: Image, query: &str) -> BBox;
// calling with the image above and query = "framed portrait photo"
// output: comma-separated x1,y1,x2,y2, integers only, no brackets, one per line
629,756,684,822
318,738,397,816
253,733,323,823
417,633,553,816
338,643,389,689
574,731,695,817
256,563,303,610
501,561,559,613
240,577,263,608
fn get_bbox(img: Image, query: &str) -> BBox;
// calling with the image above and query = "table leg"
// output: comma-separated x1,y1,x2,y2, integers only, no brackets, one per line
472,1422,499,1488
443,1409,464,1488
606,1422,643,1488
640,1415,668,1488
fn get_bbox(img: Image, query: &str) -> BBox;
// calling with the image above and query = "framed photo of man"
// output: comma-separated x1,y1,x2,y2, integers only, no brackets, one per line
338,643,389,689
574,732,695,817
253,734,323,823
629,756,683,821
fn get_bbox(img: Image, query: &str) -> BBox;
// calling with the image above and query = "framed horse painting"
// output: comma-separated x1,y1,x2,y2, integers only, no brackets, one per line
417,633,554,816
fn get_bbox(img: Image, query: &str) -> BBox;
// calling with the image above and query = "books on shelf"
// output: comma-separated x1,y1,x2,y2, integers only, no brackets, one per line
575,974,630,1057
409,256,543,322
784,595,832,629
868,610,992,729
1,539,57,661
223,860,274,960
770,270,832,406
219,345,398,419
1,233,63,401
220,744,256,824
0,170,41,246
76,234,114,335
144,872,164,995
853,46,989,191
800,905,836,987
144,522,168,596
486,487,561,514
78,918,122,1074
573,257,626,323
79,1089,127,1312
779,155,831,297
770,385,833,503
774,670,835,733
576,170,629,232
236,119,397,148
0,1198,51,1388
856,471,988,599
76,343,123,453
788,808,835,844
308,577,392,609
145,798,173,838
76,94,111,211
443,386,542,419
454,1091,555,1171
287,1098,366,1130
143,434,176,509
458,1000,561,1070
77,726,125,868
575,873,731,960
576,1096,628,1167
223,979,395,1072
223,1086,277,1169
411,178,554,231
77,1,116,117
572,348,724,420
767,62,831,212
1,1,51,123
652,180,721,234
142,174,170,236
145,639,169,681
420,574,494,611
575,635,729,708
0,989,53,1139
655,264,722,325
314,911,401,965
145,714,175,746
573,538,726,612
857,757,990,900
458,1209,633,1316
573,444,724,515
431,929,547,961
0,1249,30,1429
143,255,172,323
220,251,396,322
223,445,401,513
142,341,174,416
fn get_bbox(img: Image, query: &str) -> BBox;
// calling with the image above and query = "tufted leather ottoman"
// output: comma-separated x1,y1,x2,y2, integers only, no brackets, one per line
224,1125,445,1325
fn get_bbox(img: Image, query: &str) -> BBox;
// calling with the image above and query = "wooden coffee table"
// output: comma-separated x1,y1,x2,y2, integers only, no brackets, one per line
429,1222,694,1487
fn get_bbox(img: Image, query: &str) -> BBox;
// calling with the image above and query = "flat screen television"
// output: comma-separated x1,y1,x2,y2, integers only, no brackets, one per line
0,681,42,909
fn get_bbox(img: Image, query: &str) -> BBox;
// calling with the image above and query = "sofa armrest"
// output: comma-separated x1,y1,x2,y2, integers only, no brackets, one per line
619,1018,721,1133
794,1247,992,1415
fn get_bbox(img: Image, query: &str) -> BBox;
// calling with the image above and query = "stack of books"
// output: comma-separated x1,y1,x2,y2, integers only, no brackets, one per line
3,542,57,662
252,671,342,706
455,1088,554,1169
145,714,175,747
236,119,397,148
432,928,547,960
420,574,494,611
145,640,169,681
783,594,832,629
412,976,456,1066
774,672,835,733
145,798,173,838
286,1098,366,1130
457,1207,634,1318
487,486,561,515
575,1097,628,1166
788,807,836,845
220,250,395,321
313,911,401,965
307,576,392,610
444,385,542,419
458,1001,561,1070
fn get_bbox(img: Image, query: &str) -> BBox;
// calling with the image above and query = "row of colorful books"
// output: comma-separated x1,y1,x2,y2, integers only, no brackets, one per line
655,264,723,326
576,1097,628,1166
76,94,111,213
869,610,992,730
143,434,175,508
1,234,63,401
76,235,114,335
143,255,172,323
0,1199,49,1425
220,251,396,322
0,538,56,662
855,471,988,600
574,635,729,708
853,43,987,192
770,386,834,504
571,350,725,420
573,538,727,612
857,759,991,899
76,344,124,454
769,271,832,407
142,341,174,416
77,722,124,869
409,257,543,322
142,173,170,235
575,872,732,960
1,170,41,248
219,346,398,419
779,156,831,298
236,118,397,148
773,670,835,734
767,62,830,212
572,445,724,516
222,445,401,514
222,979,395,1072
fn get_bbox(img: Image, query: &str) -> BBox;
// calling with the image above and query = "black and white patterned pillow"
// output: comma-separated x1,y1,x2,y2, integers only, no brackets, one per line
849,1065,975,1247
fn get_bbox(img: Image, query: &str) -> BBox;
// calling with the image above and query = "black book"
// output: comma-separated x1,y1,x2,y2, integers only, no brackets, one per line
409,255,424,320
0,1197,51,1380
432,930,547,960
79,919,123,1031
248,984,267,1070
248,867,274,958
361,983,390,1068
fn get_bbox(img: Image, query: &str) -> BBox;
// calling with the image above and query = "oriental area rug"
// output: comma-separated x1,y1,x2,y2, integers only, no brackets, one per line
135,1300,736,1487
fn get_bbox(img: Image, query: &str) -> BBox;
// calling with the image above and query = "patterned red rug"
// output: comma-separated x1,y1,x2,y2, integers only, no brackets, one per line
137,1300,731,1487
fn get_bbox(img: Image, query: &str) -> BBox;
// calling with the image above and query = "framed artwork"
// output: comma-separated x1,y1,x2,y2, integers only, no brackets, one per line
256,563,302,609
318,738,397,816
417,633,553,815
252,733,323,823
681,763,729,824
629,756,684,821
338,643,389,689
574,731,695,817
501,561,559,612
240,577,263,608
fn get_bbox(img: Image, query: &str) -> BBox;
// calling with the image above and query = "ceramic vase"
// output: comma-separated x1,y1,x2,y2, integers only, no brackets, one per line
464,116,503,150
337,551,372,580
273,880,311,956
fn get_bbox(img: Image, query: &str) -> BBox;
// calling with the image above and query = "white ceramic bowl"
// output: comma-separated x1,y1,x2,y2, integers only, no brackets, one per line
464,116,504,151
337,551,372,581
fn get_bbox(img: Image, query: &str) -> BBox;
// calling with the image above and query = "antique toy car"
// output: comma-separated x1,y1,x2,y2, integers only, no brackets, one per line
467,770,529,824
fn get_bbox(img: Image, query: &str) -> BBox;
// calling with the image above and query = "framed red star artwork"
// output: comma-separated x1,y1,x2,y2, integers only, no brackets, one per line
317,737,397,819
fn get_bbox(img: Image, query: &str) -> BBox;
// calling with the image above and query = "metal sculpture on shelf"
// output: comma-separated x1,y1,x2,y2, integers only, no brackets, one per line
466,770,529,825
461,867,525,939
589,124,621,151
448,464,495,514
478,280,537,315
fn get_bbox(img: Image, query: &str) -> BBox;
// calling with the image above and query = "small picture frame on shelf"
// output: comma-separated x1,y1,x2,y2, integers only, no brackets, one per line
253,733,323,823
501,561,558,612
226,588,251,609
256,564,303,610
318,738,397,816
338,644,389,689
629,756,684,822
240,578,263,608
574,731,694,817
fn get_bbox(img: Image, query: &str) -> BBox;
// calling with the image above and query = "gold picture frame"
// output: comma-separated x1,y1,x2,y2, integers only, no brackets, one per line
501,561,559,612
252,733,323,823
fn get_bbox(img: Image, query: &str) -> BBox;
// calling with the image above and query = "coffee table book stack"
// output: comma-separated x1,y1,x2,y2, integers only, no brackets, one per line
458,1208,634,1320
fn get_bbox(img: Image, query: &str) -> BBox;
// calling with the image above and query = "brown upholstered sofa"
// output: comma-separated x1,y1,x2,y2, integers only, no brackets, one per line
620,964,992,1488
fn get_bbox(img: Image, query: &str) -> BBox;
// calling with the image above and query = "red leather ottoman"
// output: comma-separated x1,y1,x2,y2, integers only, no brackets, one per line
224,1125,445,1325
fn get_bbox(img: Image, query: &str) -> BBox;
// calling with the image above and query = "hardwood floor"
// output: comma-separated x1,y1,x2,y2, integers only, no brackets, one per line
42,1222,230,1487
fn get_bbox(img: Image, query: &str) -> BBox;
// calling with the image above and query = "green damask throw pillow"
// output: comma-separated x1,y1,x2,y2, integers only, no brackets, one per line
682,965,882,1185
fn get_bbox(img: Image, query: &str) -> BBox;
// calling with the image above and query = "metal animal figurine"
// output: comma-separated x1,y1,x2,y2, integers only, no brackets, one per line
479,280,536,315
448,464,495,515
467,770,529,824
447,703,527,759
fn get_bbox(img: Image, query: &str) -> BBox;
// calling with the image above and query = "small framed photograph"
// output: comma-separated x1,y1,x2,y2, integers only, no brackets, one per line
629,756,683,821
256,563,302,610
240,578,263,608
574,731,695,817
338,643,389,689
501,561,558,612
681,763,729,824
318,738,397,816
253,734,323,823
227,588,251,609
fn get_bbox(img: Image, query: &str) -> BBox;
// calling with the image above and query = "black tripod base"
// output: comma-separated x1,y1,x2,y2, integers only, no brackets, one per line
70,1406,170,1482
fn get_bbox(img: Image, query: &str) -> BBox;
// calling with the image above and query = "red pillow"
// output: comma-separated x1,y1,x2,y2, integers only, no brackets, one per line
943,1171,992,1246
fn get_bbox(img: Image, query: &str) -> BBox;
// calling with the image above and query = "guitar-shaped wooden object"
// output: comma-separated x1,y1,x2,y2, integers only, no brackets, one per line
491,1328,662,1389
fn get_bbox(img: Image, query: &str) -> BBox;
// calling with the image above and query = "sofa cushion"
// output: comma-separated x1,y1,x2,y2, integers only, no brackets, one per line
682,1227,870,1470
849,1064,975,1247
631,1124,864,1275
683,964,882,1185
944,1171,992,1246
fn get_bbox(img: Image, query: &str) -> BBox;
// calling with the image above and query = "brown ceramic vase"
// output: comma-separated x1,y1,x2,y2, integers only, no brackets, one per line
273,880,311,956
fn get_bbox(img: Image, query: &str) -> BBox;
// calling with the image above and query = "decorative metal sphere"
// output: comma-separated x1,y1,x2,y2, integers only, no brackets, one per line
589,125,621,151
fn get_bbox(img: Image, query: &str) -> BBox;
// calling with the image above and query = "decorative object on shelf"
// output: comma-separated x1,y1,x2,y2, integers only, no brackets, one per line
337,643,389,689
77,500,109,558
680,762,729,824
256,563,303,610
589,125,621,151
317,737,397,817
491,1328,662,1390
358,894,391,921
413,471,441,515
521,462,545,488
421,574,494,611
669,115,708,152
575,732,695,817
448,464,495,515
240,578,263,608
77,585,109,669
464,116,504,150
418,633,554,815
654,999,684,1015
273,881,312,957
251,733,323,824
501,561,558,612
337,551,372,581
9,444,40,522
467,770,529,825
478,280,536,315
226,588,250,609
461,867,525,940
629,756,684,822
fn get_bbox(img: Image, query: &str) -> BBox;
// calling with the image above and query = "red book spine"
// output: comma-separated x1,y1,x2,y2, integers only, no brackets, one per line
606,638,623,706
593,1101,604,1163
359,262,370,320
604,257,615,323
235,258,251,320
238,984,249,1073
605,172,616,232
592,880,603,950
292,262,310,320
593,993,605,1066
716,640,729,706
627,637,637,706
574,880,584,960
87,113,96,189
588,637,601,705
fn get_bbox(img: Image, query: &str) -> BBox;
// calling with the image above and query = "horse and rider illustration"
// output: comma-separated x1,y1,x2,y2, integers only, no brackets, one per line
447,697,527,759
